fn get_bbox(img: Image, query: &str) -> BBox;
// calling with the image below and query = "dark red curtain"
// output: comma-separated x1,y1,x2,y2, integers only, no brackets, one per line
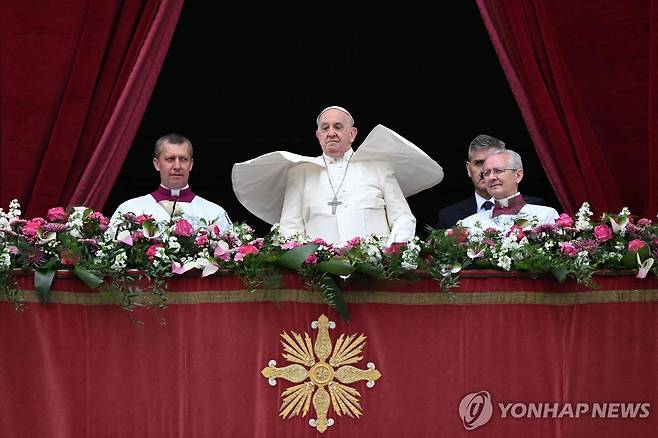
0,0,183,217
477,0,658,218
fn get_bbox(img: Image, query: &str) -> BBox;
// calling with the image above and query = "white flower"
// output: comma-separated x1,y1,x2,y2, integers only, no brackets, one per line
0,252,10,269
111,251,127,271
497,255,512,271
366,244,382,263
167,236,181,253
400,237,420,270
575,202,593,231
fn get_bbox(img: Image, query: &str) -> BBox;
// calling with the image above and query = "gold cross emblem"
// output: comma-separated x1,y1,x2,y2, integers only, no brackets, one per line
261,314,382,433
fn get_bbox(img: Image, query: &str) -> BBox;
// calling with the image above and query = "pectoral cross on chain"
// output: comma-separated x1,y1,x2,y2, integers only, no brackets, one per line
328,196,342,215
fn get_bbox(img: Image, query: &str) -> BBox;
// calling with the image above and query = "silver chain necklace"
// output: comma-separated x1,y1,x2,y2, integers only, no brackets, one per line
322,154,352,215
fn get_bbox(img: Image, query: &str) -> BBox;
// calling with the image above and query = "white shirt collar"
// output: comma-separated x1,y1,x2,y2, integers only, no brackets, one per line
323,148,354,164
160,184,189,197
494,192,521,208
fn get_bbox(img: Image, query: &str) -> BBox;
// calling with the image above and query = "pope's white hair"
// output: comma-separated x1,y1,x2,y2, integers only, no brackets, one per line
316,106,355,127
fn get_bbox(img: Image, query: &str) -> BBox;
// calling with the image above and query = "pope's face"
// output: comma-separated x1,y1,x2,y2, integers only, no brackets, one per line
481,153,523,199
153,141,194,189
316,109,357,158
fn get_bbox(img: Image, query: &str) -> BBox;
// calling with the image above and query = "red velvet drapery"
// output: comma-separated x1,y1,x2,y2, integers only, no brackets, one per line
0,0,183,217
477,0,658,218
1,273,657,437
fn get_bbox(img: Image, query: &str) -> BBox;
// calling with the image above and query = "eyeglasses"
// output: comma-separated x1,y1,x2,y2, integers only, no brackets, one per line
479,168,518,179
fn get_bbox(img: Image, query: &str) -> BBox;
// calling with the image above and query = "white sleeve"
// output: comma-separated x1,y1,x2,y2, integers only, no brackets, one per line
216,207,232,233
381,164,416,244
279,165,306,239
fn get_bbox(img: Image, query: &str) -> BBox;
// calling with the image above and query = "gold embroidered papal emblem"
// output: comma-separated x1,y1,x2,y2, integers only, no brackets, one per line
261,314,382,433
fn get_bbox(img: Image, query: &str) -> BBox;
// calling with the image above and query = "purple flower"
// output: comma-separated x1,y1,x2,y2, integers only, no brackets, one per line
43,223,68,232
574,238,600,254
530,223,557,235
78,238,99,250
26,248,45,267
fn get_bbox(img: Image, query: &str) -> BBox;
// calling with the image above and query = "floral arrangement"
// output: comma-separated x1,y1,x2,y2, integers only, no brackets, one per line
1,200,656,322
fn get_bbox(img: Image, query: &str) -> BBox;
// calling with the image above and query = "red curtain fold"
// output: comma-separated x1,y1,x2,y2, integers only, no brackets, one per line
0,0,183,218
476,0,657,218
68,0,185,211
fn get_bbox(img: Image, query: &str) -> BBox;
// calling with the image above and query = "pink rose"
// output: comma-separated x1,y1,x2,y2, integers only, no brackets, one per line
637,218,652,226
234,244,259,262
146,243,164,261
21,218,46,239
250,238,265,249
131,230,144,241
195,234,209,247
507,225,525,242
47,207,67,222
135,214,154,225
559,241,579,257
346,236,363,248
384,242,406,254
90,211,110,231
304,254,318,265
555,213,574,228
310,238,329,247
8,246,19,255
627,239,646,252
447,227,469,244
213,241,231,261
174,219,194,237
281,241,302,250
593,224,613,242
59,249,80,267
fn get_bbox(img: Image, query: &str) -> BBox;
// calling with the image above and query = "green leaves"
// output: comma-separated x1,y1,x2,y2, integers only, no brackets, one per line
275,244,353,322
33,267,103,304
551,267,568,283
73,265,103,289
34,269,56,304
317,259,354,276
275,244,319,270
316,274,350,323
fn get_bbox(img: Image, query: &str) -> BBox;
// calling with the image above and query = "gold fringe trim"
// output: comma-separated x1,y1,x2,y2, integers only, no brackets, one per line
7,288,658,306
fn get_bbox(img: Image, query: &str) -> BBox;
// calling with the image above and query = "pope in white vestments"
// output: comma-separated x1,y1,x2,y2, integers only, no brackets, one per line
459,149,559,230
109,133,231,232
232,106,443,246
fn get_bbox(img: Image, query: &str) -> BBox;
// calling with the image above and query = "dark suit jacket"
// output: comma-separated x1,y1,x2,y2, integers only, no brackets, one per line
435,194,546,229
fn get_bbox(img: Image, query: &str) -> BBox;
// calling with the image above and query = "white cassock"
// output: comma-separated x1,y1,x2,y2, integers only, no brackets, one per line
109,188,231,232
280,149,415,245
459,203,559,231
232,124,444,246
